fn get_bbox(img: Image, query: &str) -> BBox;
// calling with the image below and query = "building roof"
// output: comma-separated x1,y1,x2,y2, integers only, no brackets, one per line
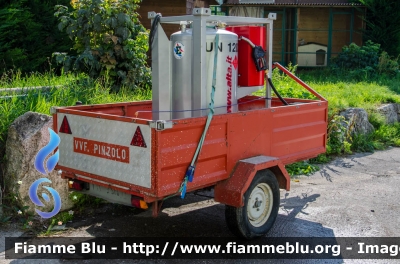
224,0,362,6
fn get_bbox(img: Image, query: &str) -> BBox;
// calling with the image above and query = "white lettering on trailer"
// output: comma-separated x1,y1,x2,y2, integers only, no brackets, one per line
72,137,130,164
92,143,122,160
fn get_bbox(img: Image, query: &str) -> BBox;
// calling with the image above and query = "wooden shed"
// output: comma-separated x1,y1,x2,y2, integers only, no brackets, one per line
136,0,365,67
222,0,366,66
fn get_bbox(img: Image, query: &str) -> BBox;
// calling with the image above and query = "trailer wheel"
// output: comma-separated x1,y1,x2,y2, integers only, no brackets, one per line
225,170,280,239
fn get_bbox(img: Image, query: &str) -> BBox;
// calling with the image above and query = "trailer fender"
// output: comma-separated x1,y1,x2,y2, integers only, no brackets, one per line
214,156,290,208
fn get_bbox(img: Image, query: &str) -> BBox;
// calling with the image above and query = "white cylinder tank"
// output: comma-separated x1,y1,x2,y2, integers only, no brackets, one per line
170,25,238,119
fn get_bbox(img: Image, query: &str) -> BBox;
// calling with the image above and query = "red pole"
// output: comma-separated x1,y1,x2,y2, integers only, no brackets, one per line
272,63,327,102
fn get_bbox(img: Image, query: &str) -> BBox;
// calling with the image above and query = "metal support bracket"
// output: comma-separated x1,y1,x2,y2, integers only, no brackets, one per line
193,8,212,16
50,107,57,115
149,120,174,131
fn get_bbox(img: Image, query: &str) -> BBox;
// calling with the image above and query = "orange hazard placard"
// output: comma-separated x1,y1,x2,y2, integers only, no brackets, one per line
73,137,130,163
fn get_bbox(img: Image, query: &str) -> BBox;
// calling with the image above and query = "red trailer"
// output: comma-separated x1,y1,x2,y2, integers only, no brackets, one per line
52,9,327,239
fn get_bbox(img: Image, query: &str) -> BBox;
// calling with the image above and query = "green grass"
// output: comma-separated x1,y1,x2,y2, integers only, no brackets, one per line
285,161,320,176
0,70,78,88
0,74,151,158
298,67,400,95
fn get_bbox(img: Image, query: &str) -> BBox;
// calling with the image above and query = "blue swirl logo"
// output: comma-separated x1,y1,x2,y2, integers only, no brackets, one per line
34,128,60,175
29,128,62,218
29,178,61,218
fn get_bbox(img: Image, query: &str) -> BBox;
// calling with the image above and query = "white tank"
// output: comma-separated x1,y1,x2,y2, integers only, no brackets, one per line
170,25,238,119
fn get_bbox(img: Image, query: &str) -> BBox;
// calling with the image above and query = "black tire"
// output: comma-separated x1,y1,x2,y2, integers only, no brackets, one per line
225,169,280,239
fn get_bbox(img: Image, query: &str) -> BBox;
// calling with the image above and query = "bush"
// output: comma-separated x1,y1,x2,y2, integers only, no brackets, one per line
286,161,320,176
368,110,386,128
0,0,74,74
373,123,400,147
331,40,380,70
350,133,375,152
270,63,315,99
54,0,151,92
326,115,352,155
331,40,399,79
377,51,399,76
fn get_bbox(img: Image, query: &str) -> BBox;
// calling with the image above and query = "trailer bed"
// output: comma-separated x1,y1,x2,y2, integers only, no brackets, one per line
53,95,327,202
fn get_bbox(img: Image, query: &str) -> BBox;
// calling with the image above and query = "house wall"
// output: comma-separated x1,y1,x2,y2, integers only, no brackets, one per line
352,8,364,48
262,6,365,66
137,0,187,39
298,7,364,54
297,8,330,47
137,0,214,38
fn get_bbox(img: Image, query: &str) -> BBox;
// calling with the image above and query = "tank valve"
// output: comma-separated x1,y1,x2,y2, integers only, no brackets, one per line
216,21,227,29
180,21,188,32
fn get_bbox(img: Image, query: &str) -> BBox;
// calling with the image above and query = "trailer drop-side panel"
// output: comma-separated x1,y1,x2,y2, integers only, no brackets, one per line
153,98,327,197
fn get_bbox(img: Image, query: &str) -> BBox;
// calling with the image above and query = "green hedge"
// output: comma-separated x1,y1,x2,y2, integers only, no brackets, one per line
0,0,74,74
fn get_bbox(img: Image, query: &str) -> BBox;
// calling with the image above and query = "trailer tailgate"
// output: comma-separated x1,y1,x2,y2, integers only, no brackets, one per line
56,113,151,188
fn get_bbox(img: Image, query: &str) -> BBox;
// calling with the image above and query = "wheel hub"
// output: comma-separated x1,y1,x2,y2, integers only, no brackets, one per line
253,198,262,210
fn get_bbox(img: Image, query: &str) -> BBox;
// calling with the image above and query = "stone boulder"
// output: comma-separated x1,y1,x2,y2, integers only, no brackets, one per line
377,104,399,124
340,108,375,135
394,103,400,122
5,112,73,215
